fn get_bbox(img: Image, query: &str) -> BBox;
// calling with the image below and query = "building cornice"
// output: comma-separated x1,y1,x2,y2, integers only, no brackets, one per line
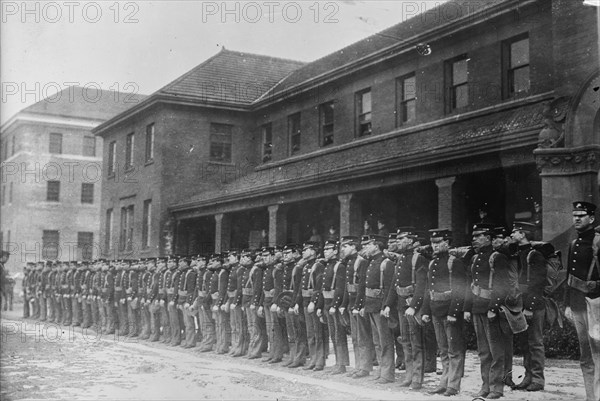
1,112,104,134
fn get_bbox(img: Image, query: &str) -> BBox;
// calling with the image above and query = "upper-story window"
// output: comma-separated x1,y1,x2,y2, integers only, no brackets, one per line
447,55,469,112
105,208,114,251
504,34,530,98
142,199,152,249
81,183,94,204
125,133,135,170
83,136,95,157
288,113,301,155
47,181,60,202
145,123,154,163
11,136,15,156
356,89,372,137
108,141,116,176
49,133,62,154
120,205,134,252
209,123,233,163
320,101,335,147
397,73,416,125
261,123,273,163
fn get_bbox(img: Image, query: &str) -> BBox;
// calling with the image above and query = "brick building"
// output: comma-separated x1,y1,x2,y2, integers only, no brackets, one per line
0,86,145,272
94,0,600,258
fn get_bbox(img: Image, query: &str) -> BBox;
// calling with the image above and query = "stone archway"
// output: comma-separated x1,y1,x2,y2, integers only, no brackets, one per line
566,70,600,147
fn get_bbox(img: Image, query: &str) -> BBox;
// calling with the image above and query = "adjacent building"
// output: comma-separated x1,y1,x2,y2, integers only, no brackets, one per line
0,86,145,272
94,0,600,259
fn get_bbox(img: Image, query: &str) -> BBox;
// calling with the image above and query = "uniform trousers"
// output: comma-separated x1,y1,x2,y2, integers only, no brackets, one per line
432,314,465,391
285,308,307,366
62,295,72,325
199,305,216,351
72,298,81,326
182,306,196,347
139,303,151,339
518,308,546,386
91,297,100,330
103,301,116,334
216,307,231,353
148,302,161,341
55,296,63,323
354,310,376,372
424,320,438,371
230,301,248,356
367,310,395,381
40,296,48,320
474,312,510,394
31,295,39,319
245,301,266,358
264,298,286,361
303,297,326,368
324,302,349,368
81,298,92,328
572,308,600,401
397,302,424,384
159,301,171,342
22,292,30,318
97,298,106,332
167,301,181,345
118,300,129,335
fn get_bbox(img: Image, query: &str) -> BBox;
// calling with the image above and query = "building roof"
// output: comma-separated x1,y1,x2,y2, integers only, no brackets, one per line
20,86,147,122
157,48,305,105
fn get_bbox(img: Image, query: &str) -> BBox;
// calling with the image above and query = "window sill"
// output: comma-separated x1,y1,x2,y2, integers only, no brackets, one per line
145,160,154,167
124,167,134,173
208,161,234,166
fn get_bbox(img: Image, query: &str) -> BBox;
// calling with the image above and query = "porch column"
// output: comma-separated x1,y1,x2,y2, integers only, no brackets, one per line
534,145,600,255
214,213,231,253
268,204,288,246
338,193,362,237
436,176,467,245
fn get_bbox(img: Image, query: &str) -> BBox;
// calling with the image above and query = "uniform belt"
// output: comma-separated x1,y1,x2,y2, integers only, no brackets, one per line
395,285,414,297
568,275,595,294
263,289,275,297
114,286,121,291
429,290,452,301
61,285,69,289
365,288,383,298
227,291,237,297
302,289,314,297
346,284,358,293
197,291,207,297
471,284,492,299
166,288,174,294
101,289,107,293
518,284,529,293
211,292,219,300
242,288,253,296
179,290,187,296
322,290,334,299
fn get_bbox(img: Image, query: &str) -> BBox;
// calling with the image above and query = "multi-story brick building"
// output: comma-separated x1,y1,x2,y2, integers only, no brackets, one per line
94,0,600,258
0,86,145,272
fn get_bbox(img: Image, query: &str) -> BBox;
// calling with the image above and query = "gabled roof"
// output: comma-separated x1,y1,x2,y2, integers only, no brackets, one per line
20,86,147,122
157,48,305,105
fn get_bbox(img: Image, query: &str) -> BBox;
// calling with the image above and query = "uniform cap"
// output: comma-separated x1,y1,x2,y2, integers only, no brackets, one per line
573,201,596,216
492,227,510,238
512,221,537,233
302,241,320,251
360,234,386,245
240,249,255,257
339,236,360,246
323,240,338,249
429,229,452,241
472,223,494,236
397,226,418,239
261,247,275,256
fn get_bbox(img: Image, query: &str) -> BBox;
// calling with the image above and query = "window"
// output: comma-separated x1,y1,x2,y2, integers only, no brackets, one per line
1,185,5,206
288,113,301,155
142,199,152,249
125,133,134,169
447,55,469,111
108,141,116,176
81,183,94,204
504,35,530,97
145,123,154,162
83,136,95,157
42,230,60,260
47,181,60,202
78,232,94,260
357,89,372,137
120,205,134,251
49,133,62,154
397,74,416,125
9,182,12,204
261,123,273,163
105,208,113,251
320,102,335,146
209,123,233,163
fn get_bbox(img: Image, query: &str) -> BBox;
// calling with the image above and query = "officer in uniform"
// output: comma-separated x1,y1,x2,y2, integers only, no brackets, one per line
317,239,349,374
197,255,216,352
384,227,428,389
178,256,197,348
260,247,284,363
226,251,244,356
467,224,512,399
80,262,92,329
95,260,107,333
215,254,232,354
280,245,307,368
71,262,82,327
147,258,162,342
244,251,266,359
167,256,183,345
102,260,116,335
138,259,152,340
422,229,467,397
156,257,171,342
49,262,61,323
91,260,103,331
565,201,600,401
113,261,128,335
231,250,253,356
511,221,547,392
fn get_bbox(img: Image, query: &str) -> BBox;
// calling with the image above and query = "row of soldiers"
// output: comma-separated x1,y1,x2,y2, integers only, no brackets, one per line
20,201,599,401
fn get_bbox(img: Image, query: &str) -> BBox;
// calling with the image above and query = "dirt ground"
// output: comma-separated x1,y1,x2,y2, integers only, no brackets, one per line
0,305,587,401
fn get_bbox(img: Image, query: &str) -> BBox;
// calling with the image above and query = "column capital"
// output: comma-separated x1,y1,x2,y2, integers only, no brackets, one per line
214,213,224,223
268,204,280,214
338,193,354,204
435,176,456,188
534,145,600,176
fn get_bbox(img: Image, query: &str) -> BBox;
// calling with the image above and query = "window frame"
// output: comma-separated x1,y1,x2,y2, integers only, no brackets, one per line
142,199,152,249
446,54,470,113
319,101,335,147
83,136,96,157
77,232,94,260
120,205,134,252
49,133,62,154
46,181,60,202
261,123,273,163
288,113,302,155
42,230,60,260
125,133,135,170
81,183,94,204
108,141,117,176
209,123,233,163
503,33,530,99
396,73,417,126
145,123,155,163
105,208,113,252
356,89,372,137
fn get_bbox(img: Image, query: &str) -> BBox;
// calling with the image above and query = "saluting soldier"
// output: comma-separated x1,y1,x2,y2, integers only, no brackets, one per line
317,239,349,374
466,224,512,399
178,256,197,348
565,201,600,401
511,221,547,392
147,258,162,342
384,227,428,390
422,229,467,397
227,251,246,356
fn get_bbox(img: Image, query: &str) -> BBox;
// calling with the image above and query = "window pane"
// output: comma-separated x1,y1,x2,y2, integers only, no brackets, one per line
108,142,116,175
403,100,416,123
454,84,469,109
511,38,529,68
361,91,372,113
81,183,94,204
42,230,60,260
453,59,468,85
78,232,94,260
512,66,530,93
403,76,416,101
142,200,152,248
105,208,113,251
262,124,272,163
83,136,95,157
210,124,233,162
145,124,154,161
288,114,301,154
47,181,60,202
126,133,134,168
49,133,62,154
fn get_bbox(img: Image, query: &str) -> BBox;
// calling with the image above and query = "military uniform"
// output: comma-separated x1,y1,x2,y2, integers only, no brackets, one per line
198,261,216,352
566,202,600,401
115,262,130,335
72,263,83,326
227,254,246,356
91,264,102,331
158,260,172,343
147,259,163,342
261,247,286,363
80,265,93,328
167,259,183,345
138,262,152,340
61,263,73,325
215,257,232,354
178,259,197,348
281,247,308,368
422,229,467,396
244,255,267,359
101,262,116,334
